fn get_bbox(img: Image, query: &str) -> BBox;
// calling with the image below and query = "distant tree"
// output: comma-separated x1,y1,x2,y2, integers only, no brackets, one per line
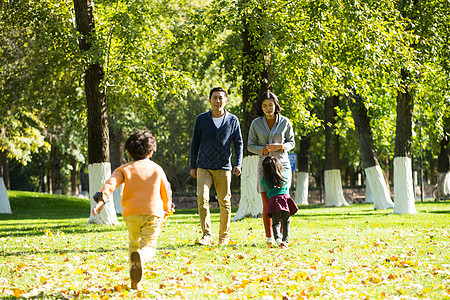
73,0,118,225
324,95,349,207
348,92,394,209
294,135,311,205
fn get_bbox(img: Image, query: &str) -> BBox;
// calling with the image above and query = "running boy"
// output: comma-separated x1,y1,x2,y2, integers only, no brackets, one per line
92,130,173,289
261,156,298,248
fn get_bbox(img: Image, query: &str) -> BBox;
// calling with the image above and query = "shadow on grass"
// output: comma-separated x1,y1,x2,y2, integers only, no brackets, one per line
427,210,450,215
0,245,128,258
172,207,239,215
0,222,126,238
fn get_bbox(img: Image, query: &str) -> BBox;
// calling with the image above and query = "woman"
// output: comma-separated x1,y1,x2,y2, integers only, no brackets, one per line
248,91,295,245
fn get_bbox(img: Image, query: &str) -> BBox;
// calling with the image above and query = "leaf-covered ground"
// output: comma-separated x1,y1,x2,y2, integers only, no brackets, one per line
0,191,449,299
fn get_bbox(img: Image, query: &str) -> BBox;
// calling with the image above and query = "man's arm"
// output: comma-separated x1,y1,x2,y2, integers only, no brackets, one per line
233,117,243,170
190,117,201,171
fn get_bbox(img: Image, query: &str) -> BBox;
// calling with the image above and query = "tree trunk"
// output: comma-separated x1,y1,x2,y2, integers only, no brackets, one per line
40,171,47,193
0,151,11,214
237,8,271,220
73,0,117,224
393,68,416,214
381,157,391,189
348,92,393,209
0,176,11,214
233,156,261,221
50,144,61,194
109,119,125,213
295,135,311,205
324,95,348,207
80,163,88,196
1,150,9,190
241,14,270,156
436,136,450,199
70,156,79,196
47,169,52,194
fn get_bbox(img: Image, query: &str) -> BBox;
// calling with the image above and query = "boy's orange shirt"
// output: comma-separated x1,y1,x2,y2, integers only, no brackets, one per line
100,159,172,218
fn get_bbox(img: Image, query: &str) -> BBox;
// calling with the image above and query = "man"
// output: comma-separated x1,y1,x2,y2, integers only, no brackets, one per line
190,87,243,245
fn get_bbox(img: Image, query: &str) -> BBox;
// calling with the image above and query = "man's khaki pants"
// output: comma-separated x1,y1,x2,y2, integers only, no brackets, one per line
123,215,163,265
196,168,232,240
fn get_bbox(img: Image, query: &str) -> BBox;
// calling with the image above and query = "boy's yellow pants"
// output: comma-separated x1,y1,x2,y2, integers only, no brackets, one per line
123,215,163,265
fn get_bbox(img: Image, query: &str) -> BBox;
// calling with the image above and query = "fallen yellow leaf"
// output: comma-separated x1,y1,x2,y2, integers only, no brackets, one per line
14,289,25,297
387,274,397,280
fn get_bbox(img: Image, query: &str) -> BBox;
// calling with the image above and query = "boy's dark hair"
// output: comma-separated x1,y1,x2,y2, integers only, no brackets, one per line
125,130,157,160
209,87,228,99
256,91,283,116
262,156,286,188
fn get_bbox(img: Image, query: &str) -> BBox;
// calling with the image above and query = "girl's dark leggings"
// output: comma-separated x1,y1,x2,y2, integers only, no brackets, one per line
271,211,290,243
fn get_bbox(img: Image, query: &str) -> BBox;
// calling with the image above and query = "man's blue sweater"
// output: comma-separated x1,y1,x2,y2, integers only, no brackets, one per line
190,110,243,171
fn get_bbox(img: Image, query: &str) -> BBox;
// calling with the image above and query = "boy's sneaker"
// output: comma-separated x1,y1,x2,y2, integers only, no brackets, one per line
197,235,213,245
130,251,142,289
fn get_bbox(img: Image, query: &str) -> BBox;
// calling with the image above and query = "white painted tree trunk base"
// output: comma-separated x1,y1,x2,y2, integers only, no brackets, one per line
294,171,309,205
365,177,374,203
393,157,417,214
437,172,450,199
365,165,394,210
232,156,262,221
87,163,119,225
0,177,12,214
113,184,124,214
324,169,349,207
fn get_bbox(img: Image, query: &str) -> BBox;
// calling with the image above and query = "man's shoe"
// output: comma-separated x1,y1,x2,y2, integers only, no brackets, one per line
130,251,142,287
266,237,274,245
131,281,143,290
279,242,288,249
218,238,229,246
197,235,213,245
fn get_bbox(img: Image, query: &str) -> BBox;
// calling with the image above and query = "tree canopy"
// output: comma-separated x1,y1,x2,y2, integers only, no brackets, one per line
1,0,449,193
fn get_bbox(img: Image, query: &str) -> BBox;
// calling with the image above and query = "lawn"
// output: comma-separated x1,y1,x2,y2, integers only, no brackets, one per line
0,191,449,299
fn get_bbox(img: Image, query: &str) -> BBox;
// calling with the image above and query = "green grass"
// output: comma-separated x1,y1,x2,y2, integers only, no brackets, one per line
0,191,449,299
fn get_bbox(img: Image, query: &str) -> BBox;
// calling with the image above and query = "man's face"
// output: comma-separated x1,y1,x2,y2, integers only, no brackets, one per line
209,91,227,112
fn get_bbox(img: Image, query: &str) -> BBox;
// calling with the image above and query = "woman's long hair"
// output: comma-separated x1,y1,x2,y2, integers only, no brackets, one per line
256,91,283,117
262,156,286,188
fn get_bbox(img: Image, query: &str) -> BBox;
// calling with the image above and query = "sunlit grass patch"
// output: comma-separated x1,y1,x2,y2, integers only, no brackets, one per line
0,191,449,299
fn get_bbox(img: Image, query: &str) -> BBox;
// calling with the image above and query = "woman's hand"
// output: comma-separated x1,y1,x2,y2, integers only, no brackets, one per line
265,143,284,152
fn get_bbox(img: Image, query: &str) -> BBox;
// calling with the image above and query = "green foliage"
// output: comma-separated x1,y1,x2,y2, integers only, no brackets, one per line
0,0,84,167
0,110,50,165
3,0,450,191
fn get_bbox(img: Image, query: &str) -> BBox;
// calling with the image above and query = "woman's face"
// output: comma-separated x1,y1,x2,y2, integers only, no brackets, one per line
261,98,276,118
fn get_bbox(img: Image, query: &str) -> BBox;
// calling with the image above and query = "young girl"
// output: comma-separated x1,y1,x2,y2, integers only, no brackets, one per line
261,156,298,248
